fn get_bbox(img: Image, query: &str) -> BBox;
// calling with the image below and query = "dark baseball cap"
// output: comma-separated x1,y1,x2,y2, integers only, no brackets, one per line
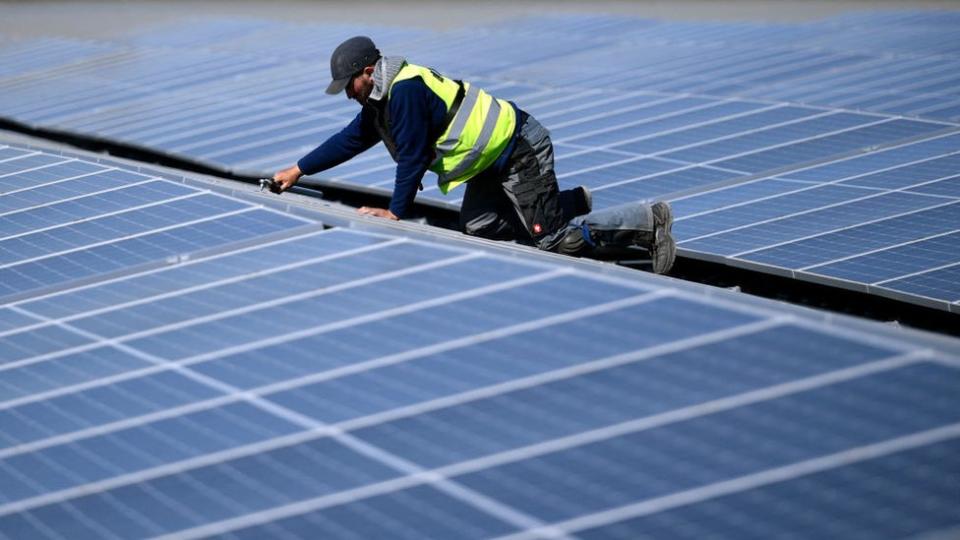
326,36,381,95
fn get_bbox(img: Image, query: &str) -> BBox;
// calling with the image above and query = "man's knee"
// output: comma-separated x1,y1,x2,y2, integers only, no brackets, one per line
461,211,514,241
552,226,593,257
461,217,487,238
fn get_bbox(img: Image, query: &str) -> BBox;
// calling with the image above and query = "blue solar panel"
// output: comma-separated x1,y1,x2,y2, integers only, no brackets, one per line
808,231,960,283
841,154,960,190
740,203,960,269
681,191,944,257
783,132,960,182
909,175,960,198
0,147,315,304
0,37,120,79
674,184,874,240
2,11,960,313
449,363,960,521
583,166,742,206
880,264,960,304
672,126,960,307
574,438,960,540
1,140,958,540
606,105,815,155
710,119,948,174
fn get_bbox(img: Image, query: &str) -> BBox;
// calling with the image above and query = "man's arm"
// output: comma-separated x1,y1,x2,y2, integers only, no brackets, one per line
361,80,444,220
272,109,380,191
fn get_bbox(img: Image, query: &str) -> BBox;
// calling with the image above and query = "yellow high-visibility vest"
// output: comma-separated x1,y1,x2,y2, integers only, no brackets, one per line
388,63,517,194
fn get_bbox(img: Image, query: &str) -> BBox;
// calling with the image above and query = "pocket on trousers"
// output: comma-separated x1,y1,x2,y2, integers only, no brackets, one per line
512,171,565,240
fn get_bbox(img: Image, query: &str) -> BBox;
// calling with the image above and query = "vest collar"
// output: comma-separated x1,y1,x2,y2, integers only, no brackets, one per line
369,56,408,102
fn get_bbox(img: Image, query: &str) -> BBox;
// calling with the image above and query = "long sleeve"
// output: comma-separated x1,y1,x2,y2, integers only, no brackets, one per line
387,79,447,218
296,108,381,175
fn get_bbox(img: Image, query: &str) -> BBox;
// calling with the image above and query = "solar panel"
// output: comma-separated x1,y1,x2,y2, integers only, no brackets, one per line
1,11,959,312
673,131,960,310
0,144,316,303
1,139,959,539
0,36,122,79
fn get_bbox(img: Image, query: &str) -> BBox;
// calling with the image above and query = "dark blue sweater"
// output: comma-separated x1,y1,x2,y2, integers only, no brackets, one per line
297,78,522,218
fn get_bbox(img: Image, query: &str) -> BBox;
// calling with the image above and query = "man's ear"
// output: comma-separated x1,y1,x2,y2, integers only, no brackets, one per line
363,65,375,77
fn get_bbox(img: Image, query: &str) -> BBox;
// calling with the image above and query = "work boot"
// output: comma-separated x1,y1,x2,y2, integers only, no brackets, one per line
649,201,676,274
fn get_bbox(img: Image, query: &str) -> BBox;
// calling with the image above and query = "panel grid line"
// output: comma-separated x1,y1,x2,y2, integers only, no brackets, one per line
0,189,207,242
135,105,335,147
160,264,572,368
666,127,960,201
652,115,893,167
1,251,484,373
3,17,960,537
800,227,960,272
150,347,934,540
256,293,670,394
675,146,960,222
494,422,960,540
0,176,159,219
0,204,257,271
874,260,960,286
0,289,677,461
556,101,784,147
915,96,960,116
550,96,723,139
1,227,352,309
7,302,568,538
332,313,781,434
859,90,954,114
0,391,241,462
0,150,40,165
828,68,960,108
199,117,346,161
512,93,689,130
532,91,628,121
1,291,667,455
425,349,933,481
681,185,954,248
726,199,958,258
0,164,110,197
0,237,409,342
555,107,837,151
576,100,788,165
167,113,346,154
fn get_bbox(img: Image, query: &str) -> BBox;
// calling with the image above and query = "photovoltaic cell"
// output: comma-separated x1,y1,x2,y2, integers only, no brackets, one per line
0,37,120,79
674,127,960,308
4,12,958,311
0,141,958,540
879,264,960,303
807,231,960,284
2,8,960,533
574,438,960,540
450,364,960,523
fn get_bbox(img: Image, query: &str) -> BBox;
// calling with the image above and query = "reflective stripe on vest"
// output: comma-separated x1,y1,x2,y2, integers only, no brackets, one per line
389,63,516,194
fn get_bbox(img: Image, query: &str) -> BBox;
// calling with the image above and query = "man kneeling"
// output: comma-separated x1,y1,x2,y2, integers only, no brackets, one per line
271,36,675,274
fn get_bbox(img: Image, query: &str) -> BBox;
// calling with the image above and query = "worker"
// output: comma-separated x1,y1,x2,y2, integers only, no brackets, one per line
271,36,676,273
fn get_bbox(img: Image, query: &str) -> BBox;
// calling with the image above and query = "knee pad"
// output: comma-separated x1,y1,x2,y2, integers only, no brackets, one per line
461,211,495,238
557,227,590,256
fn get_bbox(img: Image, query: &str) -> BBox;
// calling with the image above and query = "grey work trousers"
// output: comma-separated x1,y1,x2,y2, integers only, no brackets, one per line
459,114,655,256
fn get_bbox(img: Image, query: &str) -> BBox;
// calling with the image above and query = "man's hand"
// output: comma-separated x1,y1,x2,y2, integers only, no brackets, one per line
271,165,303,193
358,207,399,220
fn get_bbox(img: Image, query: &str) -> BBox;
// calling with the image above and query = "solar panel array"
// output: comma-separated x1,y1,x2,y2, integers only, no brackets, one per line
0,10,958,312
2,140,960,539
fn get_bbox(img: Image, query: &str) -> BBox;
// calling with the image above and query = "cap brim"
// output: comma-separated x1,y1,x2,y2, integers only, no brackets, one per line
325,77,351,95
